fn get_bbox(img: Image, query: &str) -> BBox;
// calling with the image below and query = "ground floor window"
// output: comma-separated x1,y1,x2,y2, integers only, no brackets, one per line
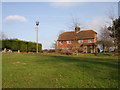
88,39,92,43
78,40,83,43
67,40,72,44
66,47,72,50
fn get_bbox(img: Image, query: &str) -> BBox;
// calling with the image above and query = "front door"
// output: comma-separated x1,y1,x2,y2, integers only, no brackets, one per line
87,46,91,53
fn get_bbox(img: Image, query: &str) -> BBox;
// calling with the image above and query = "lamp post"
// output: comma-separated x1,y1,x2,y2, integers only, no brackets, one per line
36,21,39,53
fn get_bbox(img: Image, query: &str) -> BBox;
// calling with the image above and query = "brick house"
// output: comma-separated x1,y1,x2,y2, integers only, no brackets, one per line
57,27,98,53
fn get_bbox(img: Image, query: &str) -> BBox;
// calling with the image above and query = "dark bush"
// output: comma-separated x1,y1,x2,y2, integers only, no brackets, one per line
59,49,73,55
1,39,42,52
48,49,55,53
94,53,98,56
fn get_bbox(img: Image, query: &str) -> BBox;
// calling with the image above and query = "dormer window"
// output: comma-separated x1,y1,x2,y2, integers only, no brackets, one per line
78,40,83,43
67,40,72,44
88,39,92,43
60,41,63,44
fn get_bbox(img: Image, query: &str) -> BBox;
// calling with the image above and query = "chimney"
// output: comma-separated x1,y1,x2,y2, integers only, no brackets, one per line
75,26,80,33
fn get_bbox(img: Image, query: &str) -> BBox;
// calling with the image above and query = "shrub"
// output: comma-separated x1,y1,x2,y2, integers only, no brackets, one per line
1,39,42,52
58,49,73,55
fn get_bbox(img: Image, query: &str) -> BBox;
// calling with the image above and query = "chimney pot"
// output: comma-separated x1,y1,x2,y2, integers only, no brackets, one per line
75,26,80,33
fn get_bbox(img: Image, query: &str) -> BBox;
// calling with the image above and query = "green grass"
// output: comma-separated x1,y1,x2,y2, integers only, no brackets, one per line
2,53,119,88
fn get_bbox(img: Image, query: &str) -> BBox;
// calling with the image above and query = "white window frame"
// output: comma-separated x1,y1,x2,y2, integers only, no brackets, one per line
60,41,63,44
78,40,83,43
67,40,72,44
88,39,92,43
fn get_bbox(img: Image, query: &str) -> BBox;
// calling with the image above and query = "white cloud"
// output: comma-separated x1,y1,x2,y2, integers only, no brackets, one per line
5,15,28,22
83,16,112,33
50,2,83,8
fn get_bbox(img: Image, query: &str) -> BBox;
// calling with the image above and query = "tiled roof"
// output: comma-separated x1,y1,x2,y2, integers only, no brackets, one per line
57,30,97,40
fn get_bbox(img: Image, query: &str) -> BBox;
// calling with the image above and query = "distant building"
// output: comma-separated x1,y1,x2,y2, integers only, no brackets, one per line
57,27,98,53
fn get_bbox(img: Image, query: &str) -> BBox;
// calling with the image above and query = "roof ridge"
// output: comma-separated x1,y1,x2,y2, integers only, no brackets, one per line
80,30,95,32
62,30,95,32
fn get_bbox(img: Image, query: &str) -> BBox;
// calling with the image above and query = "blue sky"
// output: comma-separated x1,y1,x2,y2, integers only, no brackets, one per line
2,2,118,49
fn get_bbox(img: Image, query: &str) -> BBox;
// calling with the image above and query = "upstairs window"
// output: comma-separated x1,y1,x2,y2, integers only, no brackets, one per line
78,40,83,43
60,41,63,44
67,40,72,44
88,39,92,43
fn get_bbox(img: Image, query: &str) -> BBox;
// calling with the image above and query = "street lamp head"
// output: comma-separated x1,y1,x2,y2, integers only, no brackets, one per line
36,21,39,26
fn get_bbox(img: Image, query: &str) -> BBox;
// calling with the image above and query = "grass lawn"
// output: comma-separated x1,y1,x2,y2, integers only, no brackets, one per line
2,53,119,88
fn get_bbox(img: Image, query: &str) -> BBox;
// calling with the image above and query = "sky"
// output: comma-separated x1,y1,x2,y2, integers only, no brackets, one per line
2,2,118,49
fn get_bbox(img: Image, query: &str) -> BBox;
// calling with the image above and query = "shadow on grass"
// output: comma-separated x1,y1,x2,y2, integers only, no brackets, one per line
35,55,119,81
37,55,119,69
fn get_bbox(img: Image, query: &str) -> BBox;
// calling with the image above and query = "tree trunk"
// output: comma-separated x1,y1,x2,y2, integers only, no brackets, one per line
103,44,105,53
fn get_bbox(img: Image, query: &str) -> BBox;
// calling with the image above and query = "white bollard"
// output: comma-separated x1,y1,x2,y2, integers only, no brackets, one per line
18,50,20,53
4,48,7,52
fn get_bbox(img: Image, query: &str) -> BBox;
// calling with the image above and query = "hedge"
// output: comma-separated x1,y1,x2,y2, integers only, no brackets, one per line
1,39,42,52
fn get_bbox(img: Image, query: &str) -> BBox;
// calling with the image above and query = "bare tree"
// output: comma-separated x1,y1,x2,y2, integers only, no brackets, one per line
106,7,117,39
67,15,82,54
108,8,116,21
51,30,65,51
51,40,57,49
107,7,118,52
98,26,114,52
68,15,81,30
100,26,111,40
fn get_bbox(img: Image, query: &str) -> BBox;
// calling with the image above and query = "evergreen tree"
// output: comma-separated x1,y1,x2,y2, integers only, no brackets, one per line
108,16,120,53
